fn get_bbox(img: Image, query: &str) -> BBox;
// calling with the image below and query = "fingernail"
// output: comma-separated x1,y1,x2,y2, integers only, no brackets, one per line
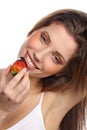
22,68,27,72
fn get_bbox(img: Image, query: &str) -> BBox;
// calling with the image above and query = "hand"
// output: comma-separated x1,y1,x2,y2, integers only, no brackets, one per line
0,65,30,113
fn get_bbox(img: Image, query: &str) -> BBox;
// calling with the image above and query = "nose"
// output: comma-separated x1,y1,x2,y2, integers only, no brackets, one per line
33,48,50,63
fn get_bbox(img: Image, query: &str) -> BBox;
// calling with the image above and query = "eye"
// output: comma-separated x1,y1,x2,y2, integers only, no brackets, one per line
40,32,48,44
54,55,61,64
52,52,62,64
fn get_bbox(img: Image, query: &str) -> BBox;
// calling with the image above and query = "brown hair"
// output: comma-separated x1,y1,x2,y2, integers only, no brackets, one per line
27,9,87,130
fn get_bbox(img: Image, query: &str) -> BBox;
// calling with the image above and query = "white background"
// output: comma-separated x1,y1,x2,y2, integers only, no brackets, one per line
0,0,87,128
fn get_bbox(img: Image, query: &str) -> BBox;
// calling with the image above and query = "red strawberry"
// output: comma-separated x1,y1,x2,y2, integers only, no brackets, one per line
10,57,27,76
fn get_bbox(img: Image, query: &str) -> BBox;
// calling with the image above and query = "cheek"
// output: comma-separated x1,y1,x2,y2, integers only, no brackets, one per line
28,33,38,47
29,32,43,50
43,61,62,75
29,37,37,48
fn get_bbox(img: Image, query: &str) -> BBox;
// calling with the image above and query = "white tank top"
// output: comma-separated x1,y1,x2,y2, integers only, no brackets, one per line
7,92,46,130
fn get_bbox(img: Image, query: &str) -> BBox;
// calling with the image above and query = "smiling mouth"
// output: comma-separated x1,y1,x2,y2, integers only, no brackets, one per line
24,51,39,70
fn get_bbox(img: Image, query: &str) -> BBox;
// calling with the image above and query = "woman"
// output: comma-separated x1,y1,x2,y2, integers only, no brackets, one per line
0,9,87,130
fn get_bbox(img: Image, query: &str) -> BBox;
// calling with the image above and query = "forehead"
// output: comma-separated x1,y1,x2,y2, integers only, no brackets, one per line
39,23,78,62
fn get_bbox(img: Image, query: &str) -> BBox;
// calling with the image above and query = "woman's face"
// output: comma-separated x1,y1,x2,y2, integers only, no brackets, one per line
18,23,77,78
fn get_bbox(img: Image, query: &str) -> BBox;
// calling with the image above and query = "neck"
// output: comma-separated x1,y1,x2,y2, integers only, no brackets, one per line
29,77,42,94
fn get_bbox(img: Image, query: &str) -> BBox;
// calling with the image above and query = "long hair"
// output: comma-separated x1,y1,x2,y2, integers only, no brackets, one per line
27,9,87,130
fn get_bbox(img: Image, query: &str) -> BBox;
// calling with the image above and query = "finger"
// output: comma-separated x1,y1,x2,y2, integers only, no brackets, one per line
0,92,19,112
5,80,30,104
2,65,11,77
0,65,11,88
9,71,30,98
14,71,30,93
14,83,30,103
4,68,27,91
3,71,30,102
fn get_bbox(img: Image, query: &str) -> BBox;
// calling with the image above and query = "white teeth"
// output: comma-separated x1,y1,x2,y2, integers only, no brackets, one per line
27,55,35,67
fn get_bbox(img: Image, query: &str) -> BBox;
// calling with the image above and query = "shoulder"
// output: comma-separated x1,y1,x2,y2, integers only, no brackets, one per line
43,88,86,111
42,91,58,117
42,88,85,130
42,91,61,130
42,91,76,130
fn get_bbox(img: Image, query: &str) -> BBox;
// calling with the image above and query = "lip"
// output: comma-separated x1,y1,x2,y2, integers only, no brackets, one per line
24,51,39,70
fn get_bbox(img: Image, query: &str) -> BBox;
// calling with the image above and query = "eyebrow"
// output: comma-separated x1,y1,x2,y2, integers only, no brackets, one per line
46,31,65,64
